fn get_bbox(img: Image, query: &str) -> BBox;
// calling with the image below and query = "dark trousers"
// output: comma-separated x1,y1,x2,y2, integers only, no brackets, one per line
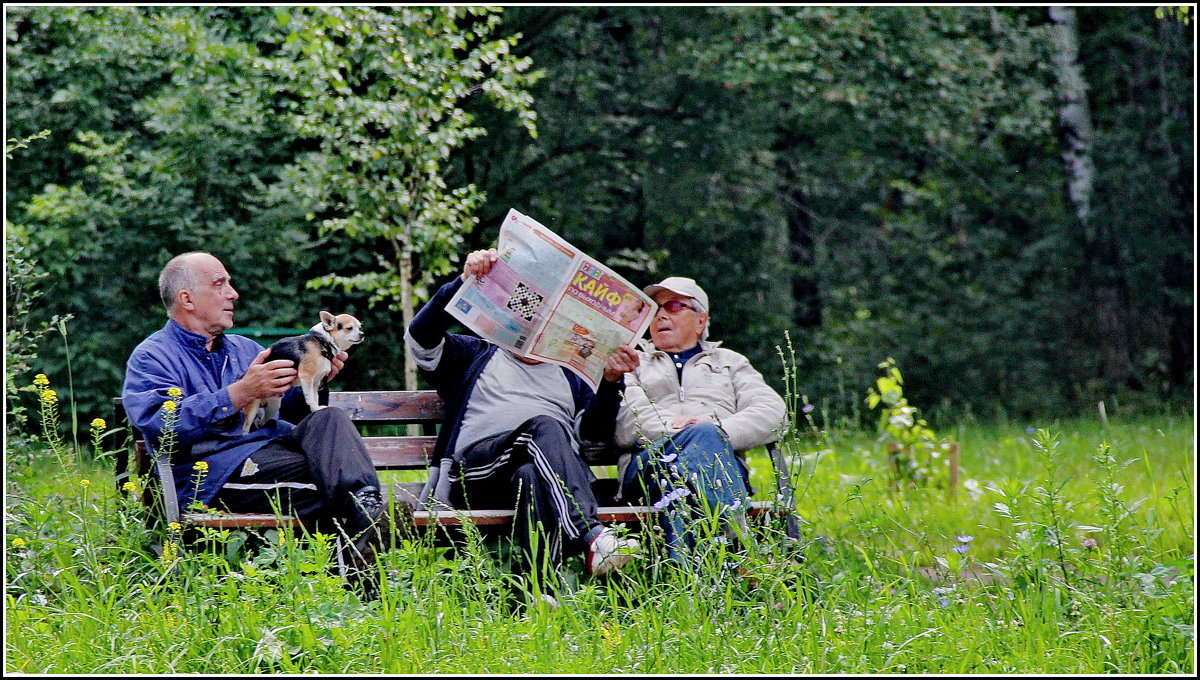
213,407,380,534
450,415,602,574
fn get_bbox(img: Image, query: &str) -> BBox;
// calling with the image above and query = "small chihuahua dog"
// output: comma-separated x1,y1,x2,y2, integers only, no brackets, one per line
241,311,365,434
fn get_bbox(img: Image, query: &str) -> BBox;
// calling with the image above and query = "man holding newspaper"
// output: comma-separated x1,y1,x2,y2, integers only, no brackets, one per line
408,209,785,584
406,245,642,593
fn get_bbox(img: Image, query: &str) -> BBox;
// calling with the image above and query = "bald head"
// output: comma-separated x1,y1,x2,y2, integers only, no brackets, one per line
158,252,240,343
159,252,211,314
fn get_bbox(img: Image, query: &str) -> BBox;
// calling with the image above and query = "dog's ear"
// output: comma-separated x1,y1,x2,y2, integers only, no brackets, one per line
319,310,335,329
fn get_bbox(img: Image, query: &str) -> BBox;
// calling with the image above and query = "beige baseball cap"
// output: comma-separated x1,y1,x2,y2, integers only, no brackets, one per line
644,276,709,312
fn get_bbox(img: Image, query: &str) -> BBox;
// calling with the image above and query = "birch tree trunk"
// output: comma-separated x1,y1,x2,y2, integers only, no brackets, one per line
1049,6,1096,234
399,231,417,393
1050,5,1138,389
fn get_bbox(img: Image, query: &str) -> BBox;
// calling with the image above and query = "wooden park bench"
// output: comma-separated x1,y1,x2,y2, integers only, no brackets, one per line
113,390,800,540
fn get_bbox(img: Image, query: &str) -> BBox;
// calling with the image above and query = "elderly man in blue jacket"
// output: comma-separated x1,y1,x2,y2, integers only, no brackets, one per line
123,252,386,597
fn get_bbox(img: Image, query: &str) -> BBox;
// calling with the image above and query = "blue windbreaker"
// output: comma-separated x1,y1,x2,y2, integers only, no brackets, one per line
122,319,302,508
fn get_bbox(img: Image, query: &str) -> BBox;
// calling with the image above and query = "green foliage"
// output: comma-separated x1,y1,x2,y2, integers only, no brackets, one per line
5,6,541,414
866,358,935,448
5,129,51,158
5,229,49,433
266,6,541,311
5,130,63,434
1155,6,1191,24
688,6,1077,418
3,6,1192,425
8,7,317,419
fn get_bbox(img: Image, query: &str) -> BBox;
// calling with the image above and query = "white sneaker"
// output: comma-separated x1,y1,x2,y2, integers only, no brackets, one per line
586,528,639,576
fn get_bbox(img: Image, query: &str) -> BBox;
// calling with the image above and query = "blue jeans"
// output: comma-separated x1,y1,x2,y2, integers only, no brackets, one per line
620,423,750,563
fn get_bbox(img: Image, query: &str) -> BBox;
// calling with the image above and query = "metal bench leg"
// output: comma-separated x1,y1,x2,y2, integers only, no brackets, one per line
767,442,801,541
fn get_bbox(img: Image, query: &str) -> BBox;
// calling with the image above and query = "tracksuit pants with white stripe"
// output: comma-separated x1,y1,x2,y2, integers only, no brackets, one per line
449,415,605,574
212,407,382,535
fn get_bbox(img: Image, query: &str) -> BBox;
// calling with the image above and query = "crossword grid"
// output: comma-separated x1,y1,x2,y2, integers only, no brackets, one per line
505,282,544,322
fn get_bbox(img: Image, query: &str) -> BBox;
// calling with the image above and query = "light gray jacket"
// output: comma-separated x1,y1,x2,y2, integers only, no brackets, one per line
615,339,788,455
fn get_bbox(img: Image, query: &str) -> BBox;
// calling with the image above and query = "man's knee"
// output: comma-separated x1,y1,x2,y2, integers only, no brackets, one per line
296,406,358,442
512,462,539,490
517,415,574,454
302,406,352,428
520,414,568,436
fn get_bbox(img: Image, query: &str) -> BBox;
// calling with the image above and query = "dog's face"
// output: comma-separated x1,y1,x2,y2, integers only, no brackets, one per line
319,310,366,350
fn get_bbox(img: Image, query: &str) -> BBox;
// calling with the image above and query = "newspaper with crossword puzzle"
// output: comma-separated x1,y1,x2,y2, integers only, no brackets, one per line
446,208,655,389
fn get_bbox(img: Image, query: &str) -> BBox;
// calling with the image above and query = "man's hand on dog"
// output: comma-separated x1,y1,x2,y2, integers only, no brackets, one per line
229,349,298,409
327,351,347,382
461,248,499,281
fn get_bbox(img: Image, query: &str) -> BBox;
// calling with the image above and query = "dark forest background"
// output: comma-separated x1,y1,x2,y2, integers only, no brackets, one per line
5,6,1193,432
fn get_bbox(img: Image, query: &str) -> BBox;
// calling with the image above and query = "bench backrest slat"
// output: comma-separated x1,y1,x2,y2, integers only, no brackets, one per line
329,390,443,425
364,436,436,469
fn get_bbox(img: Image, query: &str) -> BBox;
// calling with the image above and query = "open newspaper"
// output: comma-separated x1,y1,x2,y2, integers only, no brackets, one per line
446,209,655,389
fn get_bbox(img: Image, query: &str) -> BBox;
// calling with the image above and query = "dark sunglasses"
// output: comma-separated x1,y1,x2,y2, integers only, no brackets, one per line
658,299,694,314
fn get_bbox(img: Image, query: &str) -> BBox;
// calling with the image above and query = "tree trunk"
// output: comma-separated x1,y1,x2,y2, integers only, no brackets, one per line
1051,6,1139,390
398,228,417,392
1049,6,1096,232
774,138,821,329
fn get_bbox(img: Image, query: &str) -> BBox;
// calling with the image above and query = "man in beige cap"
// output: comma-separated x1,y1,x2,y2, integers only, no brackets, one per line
614,276,787,564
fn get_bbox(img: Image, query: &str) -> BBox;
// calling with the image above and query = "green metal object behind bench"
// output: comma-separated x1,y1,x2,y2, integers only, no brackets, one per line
227,327,307,348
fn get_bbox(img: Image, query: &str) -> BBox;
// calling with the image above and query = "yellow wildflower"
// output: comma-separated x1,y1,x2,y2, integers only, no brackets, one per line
167,387,183,397
167,522,183,533
12,537,27,548
193,460,209,472
162,541,178,563
90,418,107,431
80,479,91,487
161,400,177,413
40,389,58,405
33,374,50,387
601,622,622,648
122,481,139,493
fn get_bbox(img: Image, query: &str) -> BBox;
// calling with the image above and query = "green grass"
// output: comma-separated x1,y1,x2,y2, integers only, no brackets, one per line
5,411,1195,673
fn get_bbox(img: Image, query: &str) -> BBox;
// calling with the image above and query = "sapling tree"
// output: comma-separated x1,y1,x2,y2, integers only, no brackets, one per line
265,6,541,389
866,357,955,490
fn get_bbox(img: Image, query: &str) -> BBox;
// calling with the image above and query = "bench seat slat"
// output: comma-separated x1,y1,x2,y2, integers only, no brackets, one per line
183,513,303,529
411,500,777,526
176,502,781,530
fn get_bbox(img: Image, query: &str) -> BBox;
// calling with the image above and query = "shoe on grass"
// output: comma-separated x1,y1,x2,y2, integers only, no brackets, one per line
341,486,389,601
586,527,639,576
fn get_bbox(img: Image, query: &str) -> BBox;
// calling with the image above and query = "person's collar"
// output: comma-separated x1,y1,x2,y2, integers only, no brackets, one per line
166,318,223,353
637,337,721,355
668,344,702,364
